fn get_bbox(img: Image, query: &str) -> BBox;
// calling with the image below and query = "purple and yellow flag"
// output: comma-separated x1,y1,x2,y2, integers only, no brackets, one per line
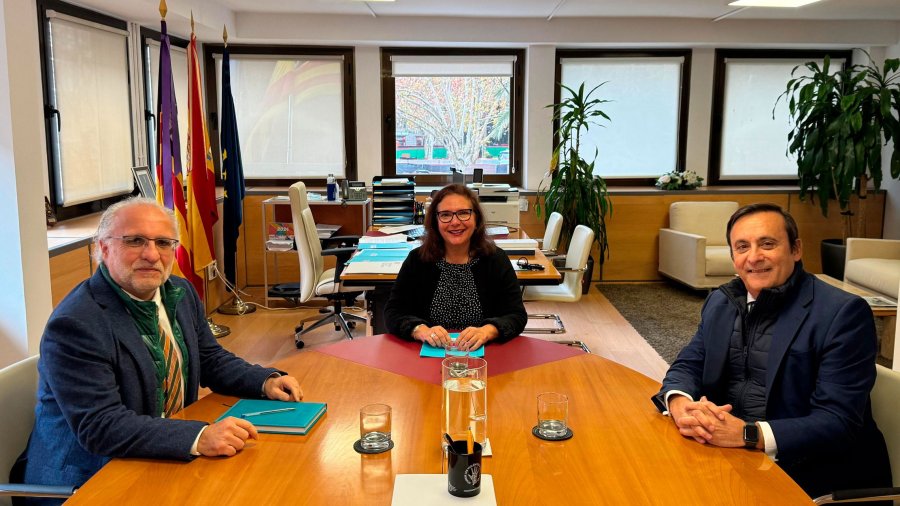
154,17,191,290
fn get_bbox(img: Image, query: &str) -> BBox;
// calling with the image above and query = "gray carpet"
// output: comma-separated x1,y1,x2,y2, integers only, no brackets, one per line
597,282,888,367
597,282,708,364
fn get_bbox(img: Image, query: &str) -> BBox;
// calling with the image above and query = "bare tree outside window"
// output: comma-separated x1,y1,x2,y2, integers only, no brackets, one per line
394,76,510,175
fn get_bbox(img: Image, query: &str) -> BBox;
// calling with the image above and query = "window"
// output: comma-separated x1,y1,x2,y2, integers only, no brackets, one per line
708,49,851,185
556,50,691,184
39,0,135,219
203,45,356,186
141,27,189,176
381,48,525,187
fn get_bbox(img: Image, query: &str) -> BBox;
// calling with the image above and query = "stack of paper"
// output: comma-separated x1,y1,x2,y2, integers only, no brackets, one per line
494,238,538,255
359,234,409,245
380,224,423,234
391,475,496,505
342,261,404,275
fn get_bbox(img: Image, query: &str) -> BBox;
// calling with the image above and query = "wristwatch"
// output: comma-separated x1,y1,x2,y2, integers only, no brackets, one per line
743,422,759,449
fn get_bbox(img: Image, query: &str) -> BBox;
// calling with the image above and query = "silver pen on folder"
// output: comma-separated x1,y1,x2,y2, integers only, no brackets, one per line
241,407,296,418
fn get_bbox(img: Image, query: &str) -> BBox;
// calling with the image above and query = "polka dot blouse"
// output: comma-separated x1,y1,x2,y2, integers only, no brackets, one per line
428,257,483,330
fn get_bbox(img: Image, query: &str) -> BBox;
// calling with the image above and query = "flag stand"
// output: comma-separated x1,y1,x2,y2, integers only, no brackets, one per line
217,291,257,315
208,318,231,338
205,274,231,338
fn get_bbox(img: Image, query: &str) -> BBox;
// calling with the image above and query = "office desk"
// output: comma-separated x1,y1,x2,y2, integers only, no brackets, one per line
68,336,811,505
341,231,562,334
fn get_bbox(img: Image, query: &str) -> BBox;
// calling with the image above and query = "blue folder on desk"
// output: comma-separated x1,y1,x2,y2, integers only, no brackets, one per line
217,399,326,435
420,333,485,358
346,248,412,262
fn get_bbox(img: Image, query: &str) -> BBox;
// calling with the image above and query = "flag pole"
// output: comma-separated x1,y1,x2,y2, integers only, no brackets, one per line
216,23,255,316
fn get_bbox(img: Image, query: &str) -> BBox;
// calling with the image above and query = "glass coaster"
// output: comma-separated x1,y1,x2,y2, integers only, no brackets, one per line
531,426,574,441
353,439,394,454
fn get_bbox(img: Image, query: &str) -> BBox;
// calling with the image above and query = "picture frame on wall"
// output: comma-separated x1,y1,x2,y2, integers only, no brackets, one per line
131,166,155,199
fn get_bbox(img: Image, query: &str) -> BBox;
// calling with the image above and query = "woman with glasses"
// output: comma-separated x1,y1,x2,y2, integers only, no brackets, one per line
384,184,526,351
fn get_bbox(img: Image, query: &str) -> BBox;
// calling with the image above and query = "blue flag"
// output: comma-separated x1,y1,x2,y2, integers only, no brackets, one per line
220,46,246,286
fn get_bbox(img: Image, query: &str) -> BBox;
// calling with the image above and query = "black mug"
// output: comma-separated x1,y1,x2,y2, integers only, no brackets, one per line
447,440,482,497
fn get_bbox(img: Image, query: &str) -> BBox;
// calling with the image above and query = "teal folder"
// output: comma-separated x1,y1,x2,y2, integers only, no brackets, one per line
216,399,327,435
420,333,485,358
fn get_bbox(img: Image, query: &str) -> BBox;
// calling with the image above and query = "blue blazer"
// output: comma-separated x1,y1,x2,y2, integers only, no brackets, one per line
19,270,279,490
653,271,890,496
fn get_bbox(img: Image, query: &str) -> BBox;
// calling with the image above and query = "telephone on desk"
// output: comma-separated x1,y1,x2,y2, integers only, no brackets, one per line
342,180,367,201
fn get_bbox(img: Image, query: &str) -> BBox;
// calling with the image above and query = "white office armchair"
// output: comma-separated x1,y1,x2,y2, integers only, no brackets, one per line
813,364,900,504
522,225,594,334
0,356,75,504
658,201,738,289
538,212,563,256
289,182,368,348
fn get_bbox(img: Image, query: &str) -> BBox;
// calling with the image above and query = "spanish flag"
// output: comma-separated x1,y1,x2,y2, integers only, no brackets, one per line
178,26,218,300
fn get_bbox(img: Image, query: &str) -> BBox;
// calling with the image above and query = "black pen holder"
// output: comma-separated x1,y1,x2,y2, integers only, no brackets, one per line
447,441,482,497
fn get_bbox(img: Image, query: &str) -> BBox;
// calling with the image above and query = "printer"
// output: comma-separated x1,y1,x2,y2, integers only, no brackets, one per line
468,183,519,227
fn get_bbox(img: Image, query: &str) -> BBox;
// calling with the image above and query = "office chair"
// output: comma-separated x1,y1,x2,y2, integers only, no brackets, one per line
289,182,369,348
537,211,563,257
522,224,594,334
813,364,900,504
0,356,75,504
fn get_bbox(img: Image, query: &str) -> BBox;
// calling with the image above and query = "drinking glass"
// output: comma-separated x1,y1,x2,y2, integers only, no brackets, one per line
441,357,487,450
537,392,568,438
359,403,392,451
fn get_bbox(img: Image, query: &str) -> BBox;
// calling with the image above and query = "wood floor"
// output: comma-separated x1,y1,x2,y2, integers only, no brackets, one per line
209,284,670,383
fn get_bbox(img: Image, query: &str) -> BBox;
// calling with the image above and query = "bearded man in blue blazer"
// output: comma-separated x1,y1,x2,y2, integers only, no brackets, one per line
652,203,891,500
15,198,303,503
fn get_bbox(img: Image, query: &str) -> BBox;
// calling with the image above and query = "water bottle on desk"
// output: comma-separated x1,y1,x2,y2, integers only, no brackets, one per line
326,174,337,201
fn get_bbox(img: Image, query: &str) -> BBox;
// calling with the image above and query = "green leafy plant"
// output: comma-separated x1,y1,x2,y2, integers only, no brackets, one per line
537,82,612,261
778,53,900,240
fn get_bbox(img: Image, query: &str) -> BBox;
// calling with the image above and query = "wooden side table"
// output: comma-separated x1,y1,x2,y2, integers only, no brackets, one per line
816,274,897,364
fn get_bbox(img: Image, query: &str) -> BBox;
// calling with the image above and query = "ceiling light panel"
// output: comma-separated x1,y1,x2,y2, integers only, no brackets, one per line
729,0,822,7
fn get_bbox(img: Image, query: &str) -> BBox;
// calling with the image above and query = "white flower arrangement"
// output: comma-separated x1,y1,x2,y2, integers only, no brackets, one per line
656,170,704,190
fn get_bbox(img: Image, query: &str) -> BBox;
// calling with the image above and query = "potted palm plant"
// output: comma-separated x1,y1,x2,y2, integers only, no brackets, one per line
779,53,900,278
537,82,613,288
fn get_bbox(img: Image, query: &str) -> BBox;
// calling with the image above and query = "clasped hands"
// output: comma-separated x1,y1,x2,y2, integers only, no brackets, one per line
198,375,303,457
413,324,499,351
668,395,749,448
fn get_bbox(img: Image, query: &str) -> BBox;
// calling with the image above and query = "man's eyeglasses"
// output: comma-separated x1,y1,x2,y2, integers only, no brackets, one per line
109,235,179,251
436,209,474,223
517,257,545,271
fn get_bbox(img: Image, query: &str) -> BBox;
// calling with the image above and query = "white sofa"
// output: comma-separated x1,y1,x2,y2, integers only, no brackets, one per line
658,201,738,289
844,238,900,300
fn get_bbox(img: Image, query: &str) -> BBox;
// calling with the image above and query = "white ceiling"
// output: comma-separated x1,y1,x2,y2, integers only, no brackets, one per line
67,0,900,44
217,0,900,21
81,0,900,22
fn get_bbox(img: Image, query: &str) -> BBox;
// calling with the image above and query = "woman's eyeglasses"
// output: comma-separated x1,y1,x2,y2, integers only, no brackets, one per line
108,235,179,251
517,257,545,271
436,209,474,223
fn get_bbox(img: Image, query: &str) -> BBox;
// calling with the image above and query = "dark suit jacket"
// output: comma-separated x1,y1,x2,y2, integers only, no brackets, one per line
19,269,279,491
653,270,891,497
384,247,527,341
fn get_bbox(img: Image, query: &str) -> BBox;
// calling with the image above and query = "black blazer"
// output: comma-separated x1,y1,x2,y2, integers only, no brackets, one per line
384,247,527,342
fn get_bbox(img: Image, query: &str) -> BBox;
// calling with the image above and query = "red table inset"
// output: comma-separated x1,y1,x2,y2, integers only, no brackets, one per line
317,334,585,385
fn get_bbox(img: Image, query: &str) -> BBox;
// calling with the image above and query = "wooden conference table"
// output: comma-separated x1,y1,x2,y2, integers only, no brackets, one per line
67,335,811,505
341,229,562,334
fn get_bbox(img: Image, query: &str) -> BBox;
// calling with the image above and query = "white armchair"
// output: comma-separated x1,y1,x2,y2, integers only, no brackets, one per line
844,238,900,300
658,201,738,289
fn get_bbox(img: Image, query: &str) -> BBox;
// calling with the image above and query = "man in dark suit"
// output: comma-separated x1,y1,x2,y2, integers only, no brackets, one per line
652,203,891,499
17,198,303,502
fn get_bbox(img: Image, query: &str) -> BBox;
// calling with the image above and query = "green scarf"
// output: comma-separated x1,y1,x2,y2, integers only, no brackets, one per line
100,264,190,416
